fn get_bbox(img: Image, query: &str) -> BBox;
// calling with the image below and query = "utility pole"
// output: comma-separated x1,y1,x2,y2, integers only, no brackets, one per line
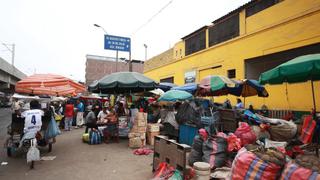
144,44,148,61
129,51,132,72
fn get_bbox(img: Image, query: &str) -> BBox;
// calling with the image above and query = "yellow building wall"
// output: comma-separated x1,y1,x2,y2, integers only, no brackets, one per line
144,0,320,111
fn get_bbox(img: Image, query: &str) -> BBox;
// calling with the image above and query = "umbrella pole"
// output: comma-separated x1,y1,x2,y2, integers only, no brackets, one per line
311,80,316,112
244,97,246,108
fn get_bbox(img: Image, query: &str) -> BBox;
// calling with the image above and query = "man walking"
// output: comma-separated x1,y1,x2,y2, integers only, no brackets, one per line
76,99,85,128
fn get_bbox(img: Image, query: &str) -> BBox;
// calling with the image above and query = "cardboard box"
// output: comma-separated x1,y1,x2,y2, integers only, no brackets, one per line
129,137,146,148
147,123,160,132
137,118,147,127
147,131,160,146
135,112,147,120
128,132,146,139
130,125,147,133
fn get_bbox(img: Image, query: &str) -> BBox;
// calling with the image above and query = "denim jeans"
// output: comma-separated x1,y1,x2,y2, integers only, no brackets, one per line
64,117,73,130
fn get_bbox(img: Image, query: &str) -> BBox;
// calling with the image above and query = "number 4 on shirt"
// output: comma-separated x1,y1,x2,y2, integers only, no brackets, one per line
31,115,36,125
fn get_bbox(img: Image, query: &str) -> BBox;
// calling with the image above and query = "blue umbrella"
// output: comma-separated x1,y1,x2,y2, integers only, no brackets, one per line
171,83,198,94
156,82,177,92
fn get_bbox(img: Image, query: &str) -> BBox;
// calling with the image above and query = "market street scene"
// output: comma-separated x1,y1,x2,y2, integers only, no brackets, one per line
0,0,320,180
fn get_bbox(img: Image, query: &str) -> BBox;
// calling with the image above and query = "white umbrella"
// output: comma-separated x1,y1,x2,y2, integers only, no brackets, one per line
149,88,165,96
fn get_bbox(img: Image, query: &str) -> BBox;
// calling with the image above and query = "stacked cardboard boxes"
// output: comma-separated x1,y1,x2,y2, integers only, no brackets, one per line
128,112,147,148
147,123,160,146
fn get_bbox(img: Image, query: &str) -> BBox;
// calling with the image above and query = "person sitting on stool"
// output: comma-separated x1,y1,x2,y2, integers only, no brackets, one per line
85,105,98,133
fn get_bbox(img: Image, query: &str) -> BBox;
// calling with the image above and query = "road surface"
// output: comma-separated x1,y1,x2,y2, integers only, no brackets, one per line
0,108,153,180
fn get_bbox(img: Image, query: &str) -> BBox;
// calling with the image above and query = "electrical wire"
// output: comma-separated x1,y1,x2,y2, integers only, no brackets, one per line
131,0,173,36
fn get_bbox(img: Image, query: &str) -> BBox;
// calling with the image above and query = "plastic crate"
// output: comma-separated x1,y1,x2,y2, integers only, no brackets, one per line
179,124,198,146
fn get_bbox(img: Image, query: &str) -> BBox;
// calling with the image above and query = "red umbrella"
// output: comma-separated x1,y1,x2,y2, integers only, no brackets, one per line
15,74,85,96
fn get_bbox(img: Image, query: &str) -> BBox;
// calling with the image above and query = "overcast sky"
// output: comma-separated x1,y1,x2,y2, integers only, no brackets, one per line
0,0,249,82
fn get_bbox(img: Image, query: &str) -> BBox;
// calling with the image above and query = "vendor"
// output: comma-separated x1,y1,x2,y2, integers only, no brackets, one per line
104,108,118,143
84,105,99,133
97,106,109,124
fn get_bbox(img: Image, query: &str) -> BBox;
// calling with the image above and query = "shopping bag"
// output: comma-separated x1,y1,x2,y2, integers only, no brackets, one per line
27,139,40,163
45,116,61,139
89,130,102,145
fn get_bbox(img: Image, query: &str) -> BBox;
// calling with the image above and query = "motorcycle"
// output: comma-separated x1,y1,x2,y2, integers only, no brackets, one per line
5,111,55,169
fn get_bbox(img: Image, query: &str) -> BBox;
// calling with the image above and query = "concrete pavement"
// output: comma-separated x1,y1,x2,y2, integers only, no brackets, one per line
0,108,153,180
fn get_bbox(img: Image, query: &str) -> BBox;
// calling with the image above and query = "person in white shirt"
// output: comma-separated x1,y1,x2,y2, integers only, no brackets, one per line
235,98,244,109
97,106,109,124
21,100,44,134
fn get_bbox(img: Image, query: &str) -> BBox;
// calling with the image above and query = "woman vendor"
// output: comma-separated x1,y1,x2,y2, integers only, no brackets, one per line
104,107,118,143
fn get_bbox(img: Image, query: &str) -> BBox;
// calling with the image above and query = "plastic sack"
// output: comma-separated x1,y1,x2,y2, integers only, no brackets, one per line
202,136,228,169
89,130,102,145
244,110,261,124
269,119,297,141
264,139,287,149
45,116,61,139
300,115,316,144
82,133,89,143
251,125,270,139
188,135,204,166
227,133,241,152
133,148,153,155
234,122,256,146
27,139,40,163
280,161,320,180
230,147,283,180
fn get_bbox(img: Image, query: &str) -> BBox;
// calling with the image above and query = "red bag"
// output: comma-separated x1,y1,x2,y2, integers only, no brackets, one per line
227,133,241,152
234,122,256,146
280,161,320,180
152,162,175,179
230,148,282,180
300,115,316,144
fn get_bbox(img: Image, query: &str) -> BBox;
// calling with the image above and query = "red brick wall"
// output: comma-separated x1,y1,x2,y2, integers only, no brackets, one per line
85,59,144,86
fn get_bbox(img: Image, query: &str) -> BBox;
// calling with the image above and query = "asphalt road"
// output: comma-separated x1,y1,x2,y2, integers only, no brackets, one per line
0,108,153,180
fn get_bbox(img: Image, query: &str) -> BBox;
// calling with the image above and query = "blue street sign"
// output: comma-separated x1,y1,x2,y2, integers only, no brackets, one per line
104,34,131,52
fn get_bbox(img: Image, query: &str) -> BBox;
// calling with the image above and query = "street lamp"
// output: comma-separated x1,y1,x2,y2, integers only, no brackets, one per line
93,24,119,72
143,44,148,61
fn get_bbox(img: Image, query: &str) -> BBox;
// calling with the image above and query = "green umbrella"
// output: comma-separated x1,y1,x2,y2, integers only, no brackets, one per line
158,90,192,102
88,71,157,94
259,53,320,111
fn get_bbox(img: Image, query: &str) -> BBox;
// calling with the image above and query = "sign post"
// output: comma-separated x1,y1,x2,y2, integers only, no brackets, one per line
104,35,131,71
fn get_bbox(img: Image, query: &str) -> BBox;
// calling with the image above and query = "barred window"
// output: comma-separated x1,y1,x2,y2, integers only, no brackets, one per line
246,0,280,17
185,30,206,56
209,13,239,47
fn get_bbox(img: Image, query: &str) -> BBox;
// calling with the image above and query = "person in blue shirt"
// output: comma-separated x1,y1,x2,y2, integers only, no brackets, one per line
75,99,85,128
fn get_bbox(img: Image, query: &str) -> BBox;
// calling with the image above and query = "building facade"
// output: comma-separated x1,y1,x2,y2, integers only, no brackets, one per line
85,54,144,86
144,0,320,111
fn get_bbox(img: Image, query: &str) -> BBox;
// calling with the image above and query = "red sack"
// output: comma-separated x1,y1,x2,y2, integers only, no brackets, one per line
234,122,256,146
300,115,316,144
280,161,320,180
133,148,153,155
230,148,282,180
227,133,241,152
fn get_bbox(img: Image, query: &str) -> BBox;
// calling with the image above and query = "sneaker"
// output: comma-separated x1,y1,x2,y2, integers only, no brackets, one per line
74,126,79,129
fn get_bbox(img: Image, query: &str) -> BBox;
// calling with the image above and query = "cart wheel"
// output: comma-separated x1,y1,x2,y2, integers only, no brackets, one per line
7,147,12,157
48,143,52,153
30,161,34,169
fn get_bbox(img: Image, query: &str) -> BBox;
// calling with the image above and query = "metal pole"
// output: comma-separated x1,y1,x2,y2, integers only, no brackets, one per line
116,50,118,72
12,44,15,67
311,80,316,112
129,51,132,72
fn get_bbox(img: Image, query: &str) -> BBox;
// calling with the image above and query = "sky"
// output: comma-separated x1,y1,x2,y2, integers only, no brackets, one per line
0,0,250,82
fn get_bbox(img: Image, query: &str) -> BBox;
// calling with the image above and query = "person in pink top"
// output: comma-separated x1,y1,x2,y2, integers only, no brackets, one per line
64,100,74,131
